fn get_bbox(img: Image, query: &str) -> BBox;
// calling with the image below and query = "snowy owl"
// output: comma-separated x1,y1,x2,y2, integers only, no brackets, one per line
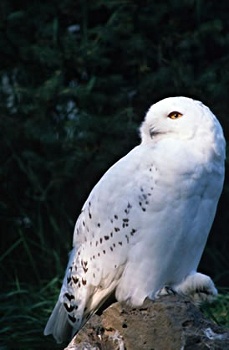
44,96,225,343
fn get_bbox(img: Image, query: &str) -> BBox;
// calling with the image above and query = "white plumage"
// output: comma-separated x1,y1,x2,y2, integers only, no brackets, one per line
44,96,225,343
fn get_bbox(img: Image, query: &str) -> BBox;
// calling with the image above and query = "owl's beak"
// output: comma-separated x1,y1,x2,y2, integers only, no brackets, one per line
149,127,161,138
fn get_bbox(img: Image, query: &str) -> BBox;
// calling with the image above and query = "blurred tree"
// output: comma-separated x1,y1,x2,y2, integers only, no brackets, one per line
0,0,228,290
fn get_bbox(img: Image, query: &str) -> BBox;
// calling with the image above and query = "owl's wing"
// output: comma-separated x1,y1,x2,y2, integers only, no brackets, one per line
44,145,146,342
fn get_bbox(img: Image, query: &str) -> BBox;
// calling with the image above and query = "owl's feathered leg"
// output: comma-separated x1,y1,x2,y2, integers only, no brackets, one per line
173,272,218,306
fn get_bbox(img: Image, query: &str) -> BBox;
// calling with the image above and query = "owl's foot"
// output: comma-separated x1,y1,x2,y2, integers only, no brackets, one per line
174,272,218,306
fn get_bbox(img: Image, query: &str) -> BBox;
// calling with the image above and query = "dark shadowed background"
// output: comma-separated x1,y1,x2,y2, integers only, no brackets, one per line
0,1,228,349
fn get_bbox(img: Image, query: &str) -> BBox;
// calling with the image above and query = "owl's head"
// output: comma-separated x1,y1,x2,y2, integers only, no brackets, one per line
140,96,224,150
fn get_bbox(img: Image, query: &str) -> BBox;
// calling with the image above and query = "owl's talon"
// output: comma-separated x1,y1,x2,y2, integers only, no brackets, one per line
155,285,176,298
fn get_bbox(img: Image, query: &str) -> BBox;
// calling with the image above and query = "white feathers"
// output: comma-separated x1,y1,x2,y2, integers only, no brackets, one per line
44,96,225,343
173,272,218,305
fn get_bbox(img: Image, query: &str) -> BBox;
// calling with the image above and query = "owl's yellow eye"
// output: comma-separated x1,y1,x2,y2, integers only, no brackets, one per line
168,111,183,119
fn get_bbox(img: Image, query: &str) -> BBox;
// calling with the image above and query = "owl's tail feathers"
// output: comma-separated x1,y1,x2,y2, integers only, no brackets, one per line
44,300,72,344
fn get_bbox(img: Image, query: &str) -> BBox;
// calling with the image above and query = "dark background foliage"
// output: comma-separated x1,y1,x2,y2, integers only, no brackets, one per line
0,1,228,349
